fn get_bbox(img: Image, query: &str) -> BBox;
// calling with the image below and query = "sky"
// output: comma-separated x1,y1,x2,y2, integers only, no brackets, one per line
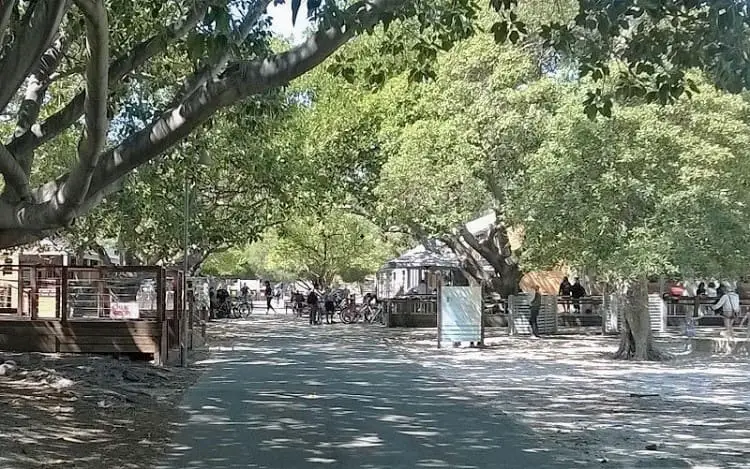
267,2,311,45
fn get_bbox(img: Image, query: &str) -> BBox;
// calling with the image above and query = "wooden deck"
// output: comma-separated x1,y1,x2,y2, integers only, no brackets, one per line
0,318,161,356
0,265,184,364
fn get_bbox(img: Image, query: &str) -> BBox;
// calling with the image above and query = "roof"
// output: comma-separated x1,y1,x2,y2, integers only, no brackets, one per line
380,211,508,271
381,243,461,269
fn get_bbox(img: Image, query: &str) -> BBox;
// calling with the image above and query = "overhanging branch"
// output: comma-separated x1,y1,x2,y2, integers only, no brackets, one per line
6,0,208,158
0,144,30,200
0,0,18,49
170,0,274,106
59,0,109,213
11,34,69,177
0,0,403,235
0,0,68,113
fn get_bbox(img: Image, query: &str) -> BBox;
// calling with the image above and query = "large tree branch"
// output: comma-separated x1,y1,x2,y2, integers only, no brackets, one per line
0,144,31,200
0,0,18,49
11,34,69,177
0,0,402,236
0,0,68,113
59,0,109,213
170,0,274,107
6,1,208,158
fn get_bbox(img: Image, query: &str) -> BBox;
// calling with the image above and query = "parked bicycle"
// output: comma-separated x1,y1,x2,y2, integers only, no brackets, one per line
341,302,384,324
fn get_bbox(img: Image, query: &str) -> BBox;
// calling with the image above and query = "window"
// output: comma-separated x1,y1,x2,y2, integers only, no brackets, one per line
2,258,12,276
0,285,11,308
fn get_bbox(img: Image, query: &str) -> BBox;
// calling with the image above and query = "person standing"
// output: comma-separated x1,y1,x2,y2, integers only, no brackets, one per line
558,276,572,313
306,288,319,325
712,285,740,337
571,277,586,314
529,285,541,338
264,280,276,314
324,287,336,324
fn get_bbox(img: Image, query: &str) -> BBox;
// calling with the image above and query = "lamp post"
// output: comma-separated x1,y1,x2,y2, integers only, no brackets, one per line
181,146,210,367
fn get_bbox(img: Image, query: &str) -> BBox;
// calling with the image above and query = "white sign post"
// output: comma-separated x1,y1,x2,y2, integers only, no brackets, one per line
437,285,483,348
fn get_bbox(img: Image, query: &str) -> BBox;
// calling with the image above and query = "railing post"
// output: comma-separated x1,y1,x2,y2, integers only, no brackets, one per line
17,266,25,317
30,266,38,319
157,267,167,365
60,267,69,324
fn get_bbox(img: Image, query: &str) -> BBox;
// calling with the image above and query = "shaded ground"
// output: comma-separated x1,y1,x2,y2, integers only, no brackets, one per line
383,328,750,468
0,347,206,469
159,316,581,469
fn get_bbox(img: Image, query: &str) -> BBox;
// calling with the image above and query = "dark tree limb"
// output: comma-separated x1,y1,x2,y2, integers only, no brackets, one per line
0,0,18,50
170,0,274,107
0,0,68,113
59,0,109,215
6,0,208,158
0,0,402,242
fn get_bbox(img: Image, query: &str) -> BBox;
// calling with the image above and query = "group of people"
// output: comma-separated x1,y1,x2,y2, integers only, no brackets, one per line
295,286,349,325
207,280,280,318
558,276,587,313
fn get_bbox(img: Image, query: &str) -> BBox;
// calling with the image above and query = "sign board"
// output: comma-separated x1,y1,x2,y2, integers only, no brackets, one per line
438,286,482,347
110,301,139,319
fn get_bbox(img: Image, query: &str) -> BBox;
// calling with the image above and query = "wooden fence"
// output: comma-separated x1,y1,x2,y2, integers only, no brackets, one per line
0,265,184,364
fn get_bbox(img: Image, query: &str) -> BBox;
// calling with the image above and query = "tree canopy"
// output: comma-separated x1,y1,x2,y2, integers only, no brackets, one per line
0,0,748,252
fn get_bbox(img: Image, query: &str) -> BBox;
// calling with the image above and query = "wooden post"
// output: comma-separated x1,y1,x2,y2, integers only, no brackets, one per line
17,266,24,317
60,267,69,324
30,266,38,319
437,280,442,349
156,268,167,365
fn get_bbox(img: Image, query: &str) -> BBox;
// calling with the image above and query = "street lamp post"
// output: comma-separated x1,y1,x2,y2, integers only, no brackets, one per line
181,166,190,367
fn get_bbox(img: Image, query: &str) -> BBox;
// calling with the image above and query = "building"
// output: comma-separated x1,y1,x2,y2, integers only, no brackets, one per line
377,212,567,299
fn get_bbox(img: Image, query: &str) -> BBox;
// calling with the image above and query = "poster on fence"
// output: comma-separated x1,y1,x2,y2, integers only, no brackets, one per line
438,286,482,347
110,302,139,319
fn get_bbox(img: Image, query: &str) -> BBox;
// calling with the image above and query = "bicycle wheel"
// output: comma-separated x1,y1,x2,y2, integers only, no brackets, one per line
239,304,251,318
341,309,354,324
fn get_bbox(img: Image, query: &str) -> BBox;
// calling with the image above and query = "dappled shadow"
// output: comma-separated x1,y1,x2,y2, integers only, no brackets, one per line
386,329,750,468
158,316,578,468
0,352,205,469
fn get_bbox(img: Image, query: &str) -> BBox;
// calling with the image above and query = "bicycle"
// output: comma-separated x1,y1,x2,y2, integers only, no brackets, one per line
341,302,383,324
232,298,252,318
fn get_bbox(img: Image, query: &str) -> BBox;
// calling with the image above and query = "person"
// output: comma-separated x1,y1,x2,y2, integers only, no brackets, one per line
306,288,320,325
696,282,706,297
264,280,276,314
416,279,428,295
240,283,249,299
529,285,541,338
216,286,230,318
571,277,586,314
712,286,740,337
323,287,336,324
208,287,216,320
559,276,572,313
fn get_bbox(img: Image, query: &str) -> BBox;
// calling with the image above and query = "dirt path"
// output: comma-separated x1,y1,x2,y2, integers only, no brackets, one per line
0,349,207,469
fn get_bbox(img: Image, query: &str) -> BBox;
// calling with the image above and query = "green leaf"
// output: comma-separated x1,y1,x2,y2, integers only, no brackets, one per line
491,21,509,44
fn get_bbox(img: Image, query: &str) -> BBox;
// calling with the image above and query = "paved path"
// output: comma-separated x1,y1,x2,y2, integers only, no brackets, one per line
158,317,565,469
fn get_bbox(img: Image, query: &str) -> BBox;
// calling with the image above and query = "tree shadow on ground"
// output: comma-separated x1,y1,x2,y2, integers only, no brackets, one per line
384,328,750,468
157,317,586,469
0,352,204,469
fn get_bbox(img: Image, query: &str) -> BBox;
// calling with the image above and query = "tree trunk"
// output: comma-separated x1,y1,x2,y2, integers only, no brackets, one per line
612,278,669,361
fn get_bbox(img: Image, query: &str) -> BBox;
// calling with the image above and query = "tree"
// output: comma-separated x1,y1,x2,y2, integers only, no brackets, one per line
0,0,486,249
510,77,750,359
266,210,391,288
0,0,747,251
